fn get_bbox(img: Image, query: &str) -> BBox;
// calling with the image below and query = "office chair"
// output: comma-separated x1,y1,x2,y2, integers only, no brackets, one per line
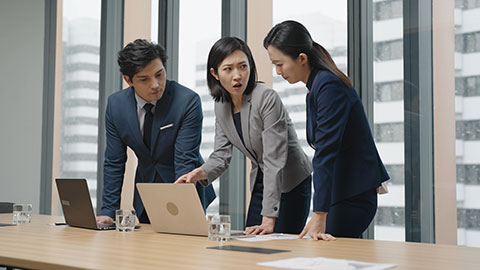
0,202,15,270
0,202,14,214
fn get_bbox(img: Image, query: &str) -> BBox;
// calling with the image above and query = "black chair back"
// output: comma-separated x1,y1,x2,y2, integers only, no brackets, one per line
0,202,14,213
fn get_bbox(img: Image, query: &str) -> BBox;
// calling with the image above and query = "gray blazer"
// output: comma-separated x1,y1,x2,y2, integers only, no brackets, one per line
200,84,312,217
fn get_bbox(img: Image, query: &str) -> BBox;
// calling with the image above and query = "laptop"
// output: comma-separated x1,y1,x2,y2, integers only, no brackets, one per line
137,183,209,236
55,178,116,230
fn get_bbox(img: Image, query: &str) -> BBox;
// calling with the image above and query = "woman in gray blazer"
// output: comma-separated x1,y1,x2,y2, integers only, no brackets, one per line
176,37,312,234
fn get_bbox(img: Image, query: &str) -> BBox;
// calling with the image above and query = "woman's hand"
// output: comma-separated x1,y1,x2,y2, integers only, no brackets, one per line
174,168,206,185
298,212,336,241
244,216,275,235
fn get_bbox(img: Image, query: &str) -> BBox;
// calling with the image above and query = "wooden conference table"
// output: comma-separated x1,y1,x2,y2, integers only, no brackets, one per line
0,214,478,269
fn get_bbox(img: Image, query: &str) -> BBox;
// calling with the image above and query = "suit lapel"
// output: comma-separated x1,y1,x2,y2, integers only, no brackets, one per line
240,94,256,160
150,86,172,152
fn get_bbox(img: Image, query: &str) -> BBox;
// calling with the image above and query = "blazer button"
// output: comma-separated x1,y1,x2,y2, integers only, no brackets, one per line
273,207,278,211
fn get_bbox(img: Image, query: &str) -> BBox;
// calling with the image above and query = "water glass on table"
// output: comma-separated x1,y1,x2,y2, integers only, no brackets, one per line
115,209,136,232
208,214,231,241
13,204,32,224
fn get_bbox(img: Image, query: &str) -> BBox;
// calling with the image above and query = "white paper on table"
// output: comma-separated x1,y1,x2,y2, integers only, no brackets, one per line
233,233,298,242
257,257,396,270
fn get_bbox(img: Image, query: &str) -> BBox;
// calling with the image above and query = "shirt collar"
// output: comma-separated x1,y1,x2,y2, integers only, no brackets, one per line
134,90,158,109
306,68,319,90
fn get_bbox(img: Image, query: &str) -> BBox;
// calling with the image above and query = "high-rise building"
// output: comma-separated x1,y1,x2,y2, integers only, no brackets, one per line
371,0,480,246
60,17,101,207
195,38,220,214
372,0,406,241
453,0,480,247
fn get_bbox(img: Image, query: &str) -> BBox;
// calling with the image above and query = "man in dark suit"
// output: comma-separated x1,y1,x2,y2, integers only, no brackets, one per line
96,39,215,224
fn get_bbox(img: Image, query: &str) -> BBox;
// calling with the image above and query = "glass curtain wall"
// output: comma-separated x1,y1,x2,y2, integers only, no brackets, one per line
454,0,480,248
151,0,159,43
60,0,102,207
178,0,222,215
371,0,405,241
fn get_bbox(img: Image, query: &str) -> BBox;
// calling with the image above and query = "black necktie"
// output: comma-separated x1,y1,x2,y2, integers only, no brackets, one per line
143,103,154,149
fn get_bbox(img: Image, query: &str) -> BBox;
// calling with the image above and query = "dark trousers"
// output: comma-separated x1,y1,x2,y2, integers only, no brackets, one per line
325,188,378,238
246,170,312,234
139,208,150,224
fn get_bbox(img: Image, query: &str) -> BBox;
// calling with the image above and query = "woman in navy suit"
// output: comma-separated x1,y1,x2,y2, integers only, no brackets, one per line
176,37,312,235
264,20,390,240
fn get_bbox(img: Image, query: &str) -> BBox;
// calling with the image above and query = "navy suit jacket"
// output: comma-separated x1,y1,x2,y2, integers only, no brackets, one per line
306,69,389,213
100,80,216,218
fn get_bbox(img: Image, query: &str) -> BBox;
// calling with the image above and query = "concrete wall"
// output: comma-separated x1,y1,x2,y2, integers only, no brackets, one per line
0,0,45,213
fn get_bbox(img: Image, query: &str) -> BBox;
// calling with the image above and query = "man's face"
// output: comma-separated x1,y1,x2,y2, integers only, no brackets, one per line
124,58,166,102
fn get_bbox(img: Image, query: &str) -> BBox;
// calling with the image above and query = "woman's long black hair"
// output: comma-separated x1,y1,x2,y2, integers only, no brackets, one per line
264,20,352,88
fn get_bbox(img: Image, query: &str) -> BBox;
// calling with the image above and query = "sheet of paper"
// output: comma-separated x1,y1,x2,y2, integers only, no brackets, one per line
233,233,298,242
257,257,396,270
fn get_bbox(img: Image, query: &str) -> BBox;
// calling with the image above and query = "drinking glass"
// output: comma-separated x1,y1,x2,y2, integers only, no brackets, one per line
208,214,231,241
115,209,136,232
13,204,32,224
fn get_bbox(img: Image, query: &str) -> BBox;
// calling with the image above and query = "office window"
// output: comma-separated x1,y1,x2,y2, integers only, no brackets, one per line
455,77,465,95
456,120,480,141
150,0,159,43
60,0,101,207
457,164,480,185
272,0,347,216
456,0,480,9
374,39,403,61
373,0,403,21
455,34,464,53
372,0,405,241
375,81,404,102
177,0,222,215
455,1,480,247
464,76,480,96
384,164,404,185
374,123,404,142
456,31,480,53
453,76,480,97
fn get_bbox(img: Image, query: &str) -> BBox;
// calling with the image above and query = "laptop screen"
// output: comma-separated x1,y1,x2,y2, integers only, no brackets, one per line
55,178,104,230
137,183,208,236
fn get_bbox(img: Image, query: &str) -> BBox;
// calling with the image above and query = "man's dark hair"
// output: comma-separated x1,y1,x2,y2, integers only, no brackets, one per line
117,39,168,81
207,37,257,103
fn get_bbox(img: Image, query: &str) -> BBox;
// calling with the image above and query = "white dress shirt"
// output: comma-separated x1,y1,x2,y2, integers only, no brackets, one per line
134,92,157,137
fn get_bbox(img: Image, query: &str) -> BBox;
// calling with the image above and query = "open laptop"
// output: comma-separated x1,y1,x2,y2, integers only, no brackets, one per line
137,183,209,236
55,178,116,230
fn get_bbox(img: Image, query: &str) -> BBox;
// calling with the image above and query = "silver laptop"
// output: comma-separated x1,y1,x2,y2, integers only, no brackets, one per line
137,183,208,236
56,178,116,230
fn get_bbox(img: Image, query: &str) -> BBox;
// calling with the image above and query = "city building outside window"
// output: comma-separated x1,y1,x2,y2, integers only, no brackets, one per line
178,0,222,215
60,0,101,207
455,0,480,247
372,0,405,241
